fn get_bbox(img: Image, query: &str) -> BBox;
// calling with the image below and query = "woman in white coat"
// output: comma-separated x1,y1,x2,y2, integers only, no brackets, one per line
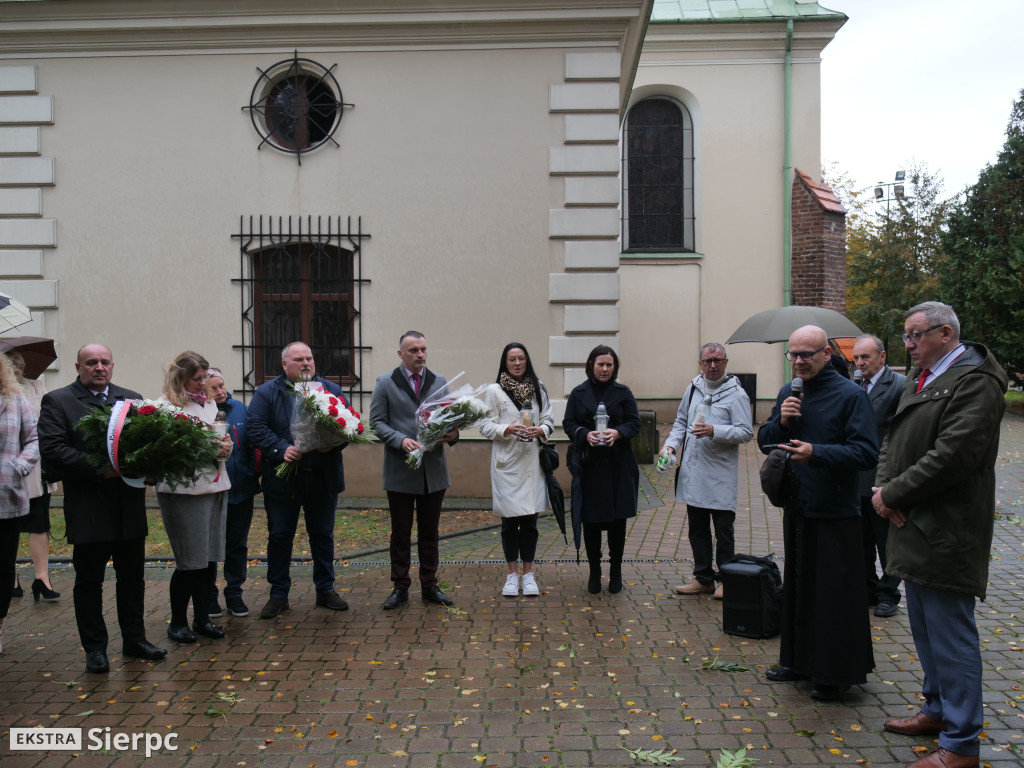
479,343,554,597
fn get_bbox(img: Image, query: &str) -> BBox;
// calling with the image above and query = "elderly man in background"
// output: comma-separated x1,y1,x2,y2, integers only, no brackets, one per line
874,302,1007,768
38,344,167,673
757,325,878,701
661,342,753,600
850,334,905,619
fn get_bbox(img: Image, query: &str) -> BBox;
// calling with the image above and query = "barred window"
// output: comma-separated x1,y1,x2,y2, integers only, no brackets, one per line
622,98,695,252
233,216,371,401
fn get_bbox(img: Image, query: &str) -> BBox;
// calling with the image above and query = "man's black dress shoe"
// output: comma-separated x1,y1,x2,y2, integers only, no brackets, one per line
122,640,168,660
422,586,453,606
765,665,808,682
167,624,198,643
85,650,110,673
382,588,409,610
192,621,225,639
874,601,898,618
810,683,847,701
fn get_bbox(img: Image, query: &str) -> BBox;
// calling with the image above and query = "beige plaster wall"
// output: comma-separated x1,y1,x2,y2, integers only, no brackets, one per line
32,46,567,408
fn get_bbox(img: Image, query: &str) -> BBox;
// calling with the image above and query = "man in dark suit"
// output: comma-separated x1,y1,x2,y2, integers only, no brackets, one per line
369,331,458,610
38,343,167,673
247,342,349,620
851,334,906,618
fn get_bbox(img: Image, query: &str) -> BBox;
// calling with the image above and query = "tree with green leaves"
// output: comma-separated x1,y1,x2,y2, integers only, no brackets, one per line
939,89,1024,380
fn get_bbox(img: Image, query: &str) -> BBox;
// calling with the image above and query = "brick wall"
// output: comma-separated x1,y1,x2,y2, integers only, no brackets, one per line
791,170,846,312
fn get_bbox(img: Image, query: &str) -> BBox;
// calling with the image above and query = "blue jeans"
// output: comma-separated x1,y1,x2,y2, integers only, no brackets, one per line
265,471,338,598
906,581,982,756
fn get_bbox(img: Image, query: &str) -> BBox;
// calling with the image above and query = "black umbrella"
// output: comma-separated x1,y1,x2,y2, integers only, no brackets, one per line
545,473,567,544
566,440,588,563
0,336,57,379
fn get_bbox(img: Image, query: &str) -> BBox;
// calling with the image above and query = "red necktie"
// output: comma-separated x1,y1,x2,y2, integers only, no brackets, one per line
411,372,421,398
916,368,931,393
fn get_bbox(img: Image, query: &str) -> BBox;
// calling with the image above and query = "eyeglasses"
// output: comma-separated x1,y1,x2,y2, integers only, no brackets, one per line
699,358,726,366
784,346,826,362
901,324,944,344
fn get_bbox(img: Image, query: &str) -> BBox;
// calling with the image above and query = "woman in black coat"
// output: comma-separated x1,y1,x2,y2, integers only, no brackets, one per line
562,346,641,594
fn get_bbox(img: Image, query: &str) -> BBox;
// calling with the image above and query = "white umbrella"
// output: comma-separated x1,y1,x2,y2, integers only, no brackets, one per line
0,291,32,334
726,305,862,344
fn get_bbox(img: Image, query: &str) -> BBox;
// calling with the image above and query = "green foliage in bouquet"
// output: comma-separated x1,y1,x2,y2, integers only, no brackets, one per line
76,401,220,491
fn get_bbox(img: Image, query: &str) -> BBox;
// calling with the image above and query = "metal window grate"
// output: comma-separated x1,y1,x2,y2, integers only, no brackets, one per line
232,215,371,408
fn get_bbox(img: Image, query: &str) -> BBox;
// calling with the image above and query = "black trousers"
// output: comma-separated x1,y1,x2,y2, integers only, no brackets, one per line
861,495,901,605
387,489,445,590
687,505,735,585
582,519,626,564
72,536,148,652
500,515,539,563
0,517,22,620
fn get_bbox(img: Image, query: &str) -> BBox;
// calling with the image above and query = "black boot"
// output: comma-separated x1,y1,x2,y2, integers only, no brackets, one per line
608,562,622,594
588,562,602,594
583,524,603,594
607,521,626,594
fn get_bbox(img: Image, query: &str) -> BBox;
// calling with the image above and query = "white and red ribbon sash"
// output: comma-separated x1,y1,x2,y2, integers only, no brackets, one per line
106,399,146,488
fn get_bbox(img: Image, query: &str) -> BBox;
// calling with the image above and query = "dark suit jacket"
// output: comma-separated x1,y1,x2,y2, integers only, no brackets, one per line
38,379,148,545
858,365,906,496
369,367,452,495
246,374,347,499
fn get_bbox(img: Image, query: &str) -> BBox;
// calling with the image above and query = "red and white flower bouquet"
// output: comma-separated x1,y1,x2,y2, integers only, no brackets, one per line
277,381,378,479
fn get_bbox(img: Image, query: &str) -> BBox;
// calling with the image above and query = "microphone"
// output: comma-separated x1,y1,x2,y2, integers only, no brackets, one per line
790,377,804,397
853,369,864,386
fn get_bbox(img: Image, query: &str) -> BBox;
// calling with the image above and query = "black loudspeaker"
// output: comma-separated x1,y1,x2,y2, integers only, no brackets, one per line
721,555,782,639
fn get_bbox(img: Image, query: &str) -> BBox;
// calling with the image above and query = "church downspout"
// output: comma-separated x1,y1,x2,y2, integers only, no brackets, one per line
783,19,793,307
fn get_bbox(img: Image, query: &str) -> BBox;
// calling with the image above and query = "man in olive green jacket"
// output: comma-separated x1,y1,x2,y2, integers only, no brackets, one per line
872,302,1008,768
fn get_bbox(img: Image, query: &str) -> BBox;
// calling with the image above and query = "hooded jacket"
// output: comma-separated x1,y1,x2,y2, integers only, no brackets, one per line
877,342,1007,598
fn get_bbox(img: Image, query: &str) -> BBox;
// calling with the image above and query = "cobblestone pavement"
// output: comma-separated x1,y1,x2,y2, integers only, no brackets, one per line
2,416,1023,767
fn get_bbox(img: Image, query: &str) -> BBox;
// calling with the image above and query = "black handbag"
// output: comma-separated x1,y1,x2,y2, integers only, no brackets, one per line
539,441,559,474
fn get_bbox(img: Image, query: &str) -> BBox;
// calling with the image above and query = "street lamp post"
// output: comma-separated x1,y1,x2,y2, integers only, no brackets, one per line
874,170,906,214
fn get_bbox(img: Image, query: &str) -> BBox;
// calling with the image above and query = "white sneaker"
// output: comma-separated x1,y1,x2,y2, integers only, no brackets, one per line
521,572,540,596
502,573,520,597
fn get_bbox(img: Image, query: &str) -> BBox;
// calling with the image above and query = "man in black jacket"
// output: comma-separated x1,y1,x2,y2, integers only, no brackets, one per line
757,326,878,701
851,334,905,618
38,344,166,673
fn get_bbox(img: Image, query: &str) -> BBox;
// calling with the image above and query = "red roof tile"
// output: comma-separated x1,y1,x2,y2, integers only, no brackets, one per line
794,168,846,214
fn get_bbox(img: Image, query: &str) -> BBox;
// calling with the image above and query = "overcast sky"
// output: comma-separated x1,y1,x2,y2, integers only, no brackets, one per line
820,0,1024,200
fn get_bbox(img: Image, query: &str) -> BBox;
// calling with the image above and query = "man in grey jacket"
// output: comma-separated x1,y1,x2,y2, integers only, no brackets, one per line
660,343,753,599
851,334,905,618
369,331,458,610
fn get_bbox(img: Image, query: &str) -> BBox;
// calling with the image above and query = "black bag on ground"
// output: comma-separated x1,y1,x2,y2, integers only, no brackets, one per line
720,553,783,639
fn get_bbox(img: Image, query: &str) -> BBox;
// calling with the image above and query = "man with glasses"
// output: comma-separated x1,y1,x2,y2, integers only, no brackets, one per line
758,325,878,701
873,302,1007,768
661,343,753,599
851,335,905,619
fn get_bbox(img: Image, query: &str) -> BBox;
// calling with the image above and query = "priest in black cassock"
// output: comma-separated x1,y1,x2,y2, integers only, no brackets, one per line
757,325,878,701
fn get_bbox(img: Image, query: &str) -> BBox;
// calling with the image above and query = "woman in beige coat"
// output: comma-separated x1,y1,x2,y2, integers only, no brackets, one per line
156,351,232,644
478,343,554,597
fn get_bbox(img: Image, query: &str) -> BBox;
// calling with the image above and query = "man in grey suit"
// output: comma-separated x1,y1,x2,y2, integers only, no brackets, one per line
370,331,458,610
851,334,905,618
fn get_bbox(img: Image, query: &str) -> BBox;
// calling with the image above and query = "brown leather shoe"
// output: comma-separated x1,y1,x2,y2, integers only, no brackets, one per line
904,746,979,768
885,711,945,736
675,580,714,595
